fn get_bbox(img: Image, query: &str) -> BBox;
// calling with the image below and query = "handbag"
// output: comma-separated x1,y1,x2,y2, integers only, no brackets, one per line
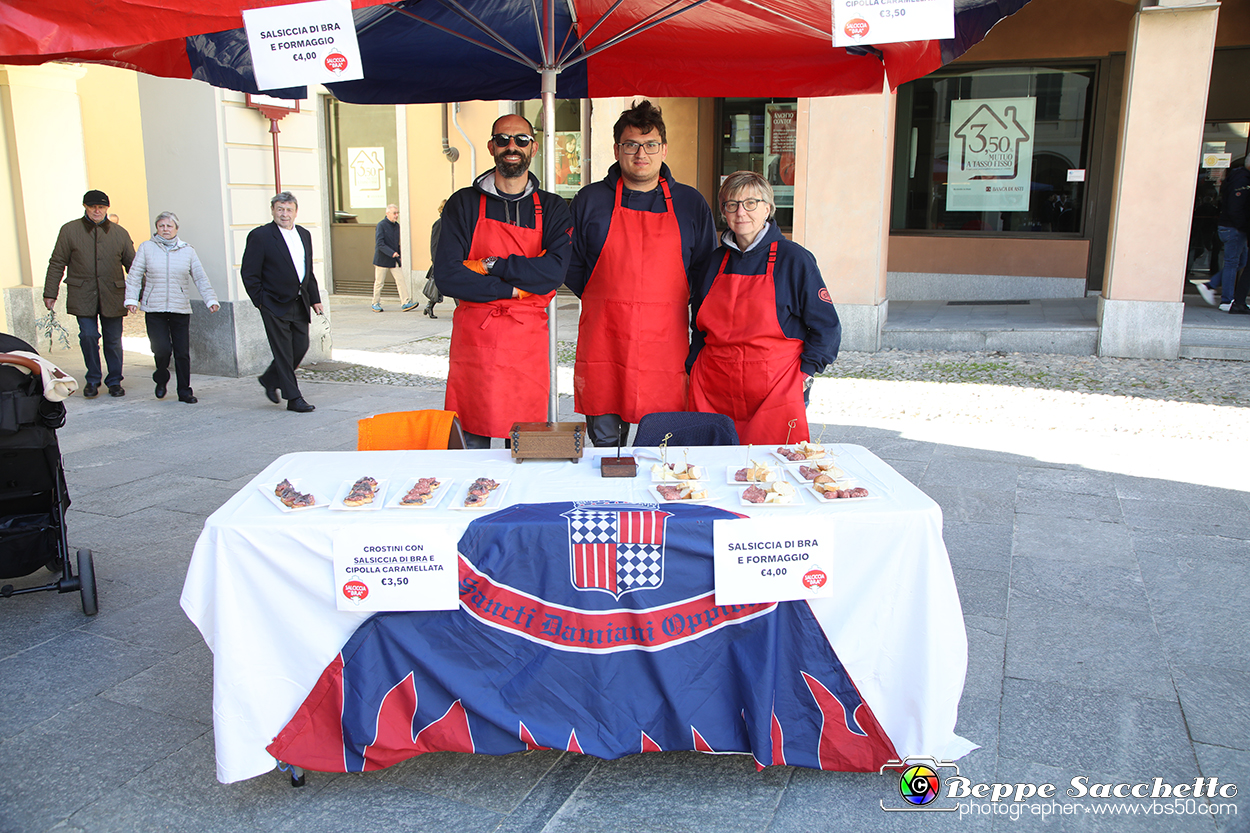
421,275,443,303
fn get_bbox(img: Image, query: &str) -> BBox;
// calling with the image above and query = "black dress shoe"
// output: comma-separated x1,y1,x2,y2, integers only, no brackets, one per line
179,394,198,404
155,382,167,399
108,385,125,397
258,376,280,404
1229,303,1250,315
286,397,315,413
83,383,99,398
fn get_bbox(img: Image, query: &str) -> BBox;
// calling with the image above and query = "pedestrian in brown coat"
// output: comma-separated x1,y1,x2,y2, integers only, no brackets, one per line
43,189,136,398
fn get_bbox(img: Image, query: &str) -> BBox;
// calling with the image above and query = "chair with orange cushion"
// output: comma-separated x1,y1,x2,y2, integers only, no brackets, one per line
356,409,467,450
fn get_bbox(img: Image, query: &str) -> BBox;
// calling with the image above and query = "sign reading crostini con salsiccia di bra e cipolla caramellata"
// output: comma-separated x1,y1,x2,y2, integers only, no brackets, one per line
332,525,459,612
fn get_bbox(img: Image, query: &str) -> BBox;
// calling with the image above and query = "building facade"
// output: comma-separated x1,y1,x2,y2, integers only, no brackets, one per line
1,0,1246,369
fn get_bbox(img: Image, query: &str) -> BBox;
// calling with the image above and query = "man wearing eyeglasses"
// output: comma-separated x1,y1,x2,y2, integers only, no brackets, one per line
431,113,573,448
566,100,716,447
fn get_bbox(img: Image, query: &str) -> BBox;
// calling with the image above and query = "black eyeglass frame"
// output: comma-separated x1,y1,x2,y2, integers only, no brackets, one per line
721,198,769,213
617,140,664,155
491,133,536,148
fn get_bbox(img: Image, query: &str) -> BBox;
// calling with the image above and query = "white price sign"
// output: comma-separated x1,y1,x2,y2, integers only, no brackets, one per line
832,0,954,48
243,0,364,91
332,525,459,612
712,517,835,606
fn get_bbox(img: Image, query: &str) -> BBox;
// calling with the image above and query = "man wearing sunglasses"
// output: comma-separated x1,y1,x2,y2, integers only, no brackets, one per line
432,114,573,448
566,100,716,448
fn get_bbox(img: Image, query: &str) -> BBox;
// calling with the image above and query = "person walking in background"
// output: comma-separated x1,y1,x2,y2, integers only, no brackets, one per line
372,203,417,313
423,199,446,318
1197,155,1249,311
43,189,135,399
241,191,324,414
124,212,219,404
432,114,572,448
567,100,716,447
687,171,841,445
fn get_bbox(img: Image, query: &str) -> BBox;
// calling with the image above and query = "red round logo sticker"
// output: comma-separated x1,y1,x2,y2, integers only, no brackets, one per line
844,18,870,39
803,569,827,590
343,580,369,604
818,288,832,304
325,52,349,74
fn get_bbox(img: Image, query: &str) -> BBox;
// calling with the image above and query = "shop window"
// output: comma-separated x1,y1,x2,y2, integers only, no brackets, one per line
326,99,399,225
520,99,584,199
891,65,1095,235
718,98,797,234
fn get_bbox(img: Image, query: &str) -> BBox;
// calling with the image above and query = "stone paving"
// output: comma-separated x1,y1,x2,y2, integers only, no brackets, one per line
2,294,1248,832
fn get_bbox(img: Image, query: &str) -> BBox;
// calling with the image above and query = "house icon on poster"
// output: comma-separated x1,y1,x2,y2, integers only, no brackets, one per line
350,149,385,191
952,104,1031,179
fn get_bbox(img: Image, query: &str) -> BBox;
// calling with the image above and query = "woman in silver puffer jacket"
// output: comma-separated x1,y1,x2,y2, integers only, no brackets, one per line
124,212,219,403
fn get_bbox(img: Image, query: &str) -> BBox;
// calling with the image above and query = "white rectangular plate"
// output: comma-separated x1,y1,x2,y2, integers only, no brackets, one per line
784,462,850,483
771,445,836,466
648,484,714,504
330,477,389,511
386,477,453,510
649,463,707,483
449,479,510,511
738,485,806,507
805,484,882,504
261,479,326,513
725,464,783,485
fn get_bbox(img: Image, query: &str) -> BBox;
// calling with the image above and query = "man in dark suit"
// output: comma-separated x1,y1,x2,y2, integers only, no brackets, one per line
241,191,324,413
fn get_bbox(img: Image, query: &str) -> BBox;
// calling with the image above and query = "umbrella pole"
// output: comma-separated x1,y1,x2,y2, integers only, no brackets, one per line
542,3,559,423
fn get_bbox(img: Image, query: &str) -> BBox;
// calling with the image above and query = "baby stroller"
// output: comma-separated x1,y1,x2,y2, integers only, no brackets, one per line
0,332,97,615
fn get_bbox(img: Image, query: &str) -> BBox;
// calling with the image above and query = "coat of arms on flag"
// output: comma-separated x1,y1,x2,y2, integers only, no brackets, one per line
564,504,671,599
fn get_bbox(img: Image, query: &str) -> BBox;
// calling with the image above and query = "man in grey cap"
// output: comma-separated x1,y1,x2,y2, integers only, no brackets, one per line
44,190,136,398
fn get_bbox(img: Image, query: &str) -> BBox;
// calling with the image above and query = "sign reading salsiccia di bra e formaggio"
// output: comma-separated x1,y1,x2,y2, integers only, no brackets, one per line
243,0,364,91
946,97,1037,212
831,0,954,48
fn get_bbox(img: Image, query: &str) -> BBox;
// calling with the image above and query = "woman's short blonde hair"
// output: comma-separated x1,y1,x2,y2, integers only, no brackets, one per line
154,211,179,229
717,171,775,221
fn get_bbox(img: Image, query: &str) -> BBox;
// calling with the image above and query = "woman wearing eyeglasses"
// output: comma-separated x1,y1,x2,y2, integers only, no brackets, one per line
686,171,841,445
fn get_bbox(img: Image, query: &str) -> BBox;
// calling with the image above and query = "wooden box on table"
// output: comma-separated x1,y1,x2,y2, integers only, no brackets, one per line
509,422,586,463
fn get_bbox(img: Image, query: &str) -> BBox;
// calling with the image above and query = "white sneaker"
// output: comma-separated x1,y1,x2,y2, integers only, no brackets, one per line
1220,302,1232,312
1196,283,1217,306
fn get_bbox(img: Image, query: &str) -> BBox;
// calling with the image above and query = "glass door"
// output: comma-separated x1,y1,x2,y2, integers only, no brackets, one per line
1189,122,1249,279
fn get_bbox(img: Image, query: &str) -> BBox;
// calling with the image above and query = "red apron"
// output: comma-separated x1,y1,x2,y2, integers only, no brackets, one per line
573,177,689,424
688,243,809,445
445,193,556,438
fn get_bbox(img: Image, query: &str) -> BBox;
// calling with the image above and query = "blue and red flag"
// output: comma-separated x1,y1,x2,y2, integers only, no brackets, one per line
268,501,897,773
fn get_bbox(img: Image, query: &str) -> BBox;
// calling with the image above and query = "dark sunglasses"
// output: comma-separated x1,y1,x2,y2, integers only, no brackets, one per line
491,133,535,149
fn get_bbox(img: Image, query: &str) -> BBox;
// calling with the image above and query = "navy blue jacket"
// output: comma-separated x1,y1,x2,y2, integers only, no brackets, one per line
431,170,572,303
688,221,841,378
1217,164,1250,233
566,163,716,297
374,217,401,268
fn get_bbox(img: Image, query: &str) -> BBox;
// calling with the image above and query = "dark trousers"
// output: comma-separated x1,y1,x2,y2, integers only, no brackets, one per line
259,308,309,401
586,413,630,448
462,431,512,450
462,430,493,449
77,314,124,387
1234,263,1249,307
145,312,192,397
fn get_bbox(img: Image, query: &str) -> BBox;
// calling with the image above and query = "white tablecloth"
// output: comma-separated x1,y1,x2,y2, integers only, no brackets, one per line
181,445,973,783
